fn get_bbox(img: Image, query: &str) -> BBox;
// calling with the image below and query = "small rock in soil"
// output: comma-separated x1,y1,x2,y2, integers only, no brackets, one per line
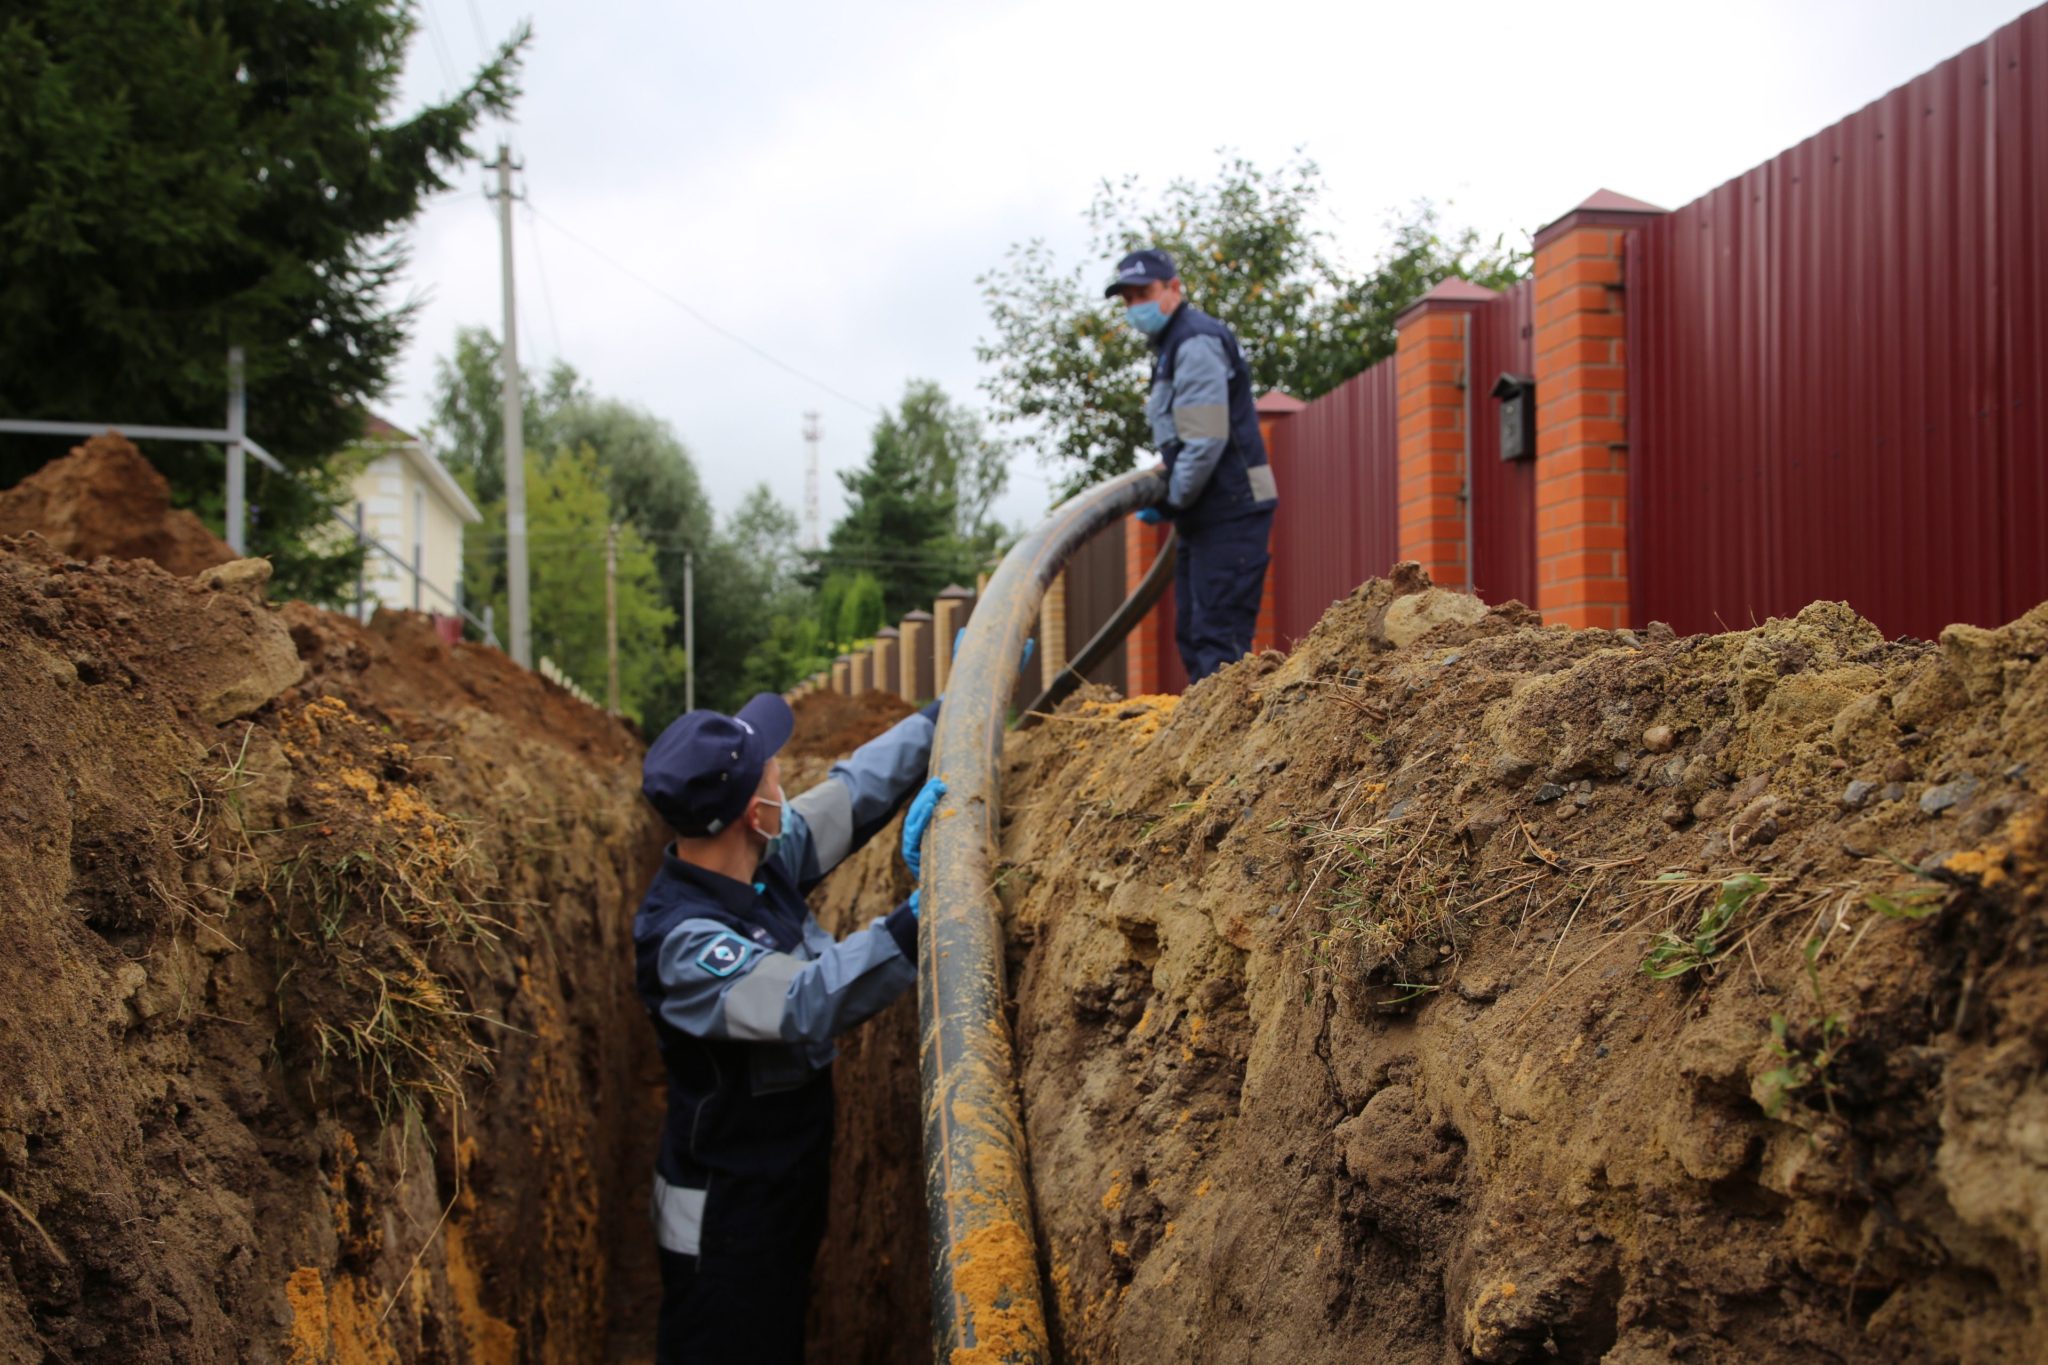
1885,756,1915,783
1842,780,1877,809
1643,725,1676,754
1920,775,1979,816
1534,783,1565,804
1882,782,1907,803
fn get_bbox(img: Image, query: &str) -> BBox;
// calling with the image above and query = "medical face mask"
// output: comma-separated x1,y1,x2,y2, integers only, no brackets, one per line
1126,300,1170,335
750,792,787,860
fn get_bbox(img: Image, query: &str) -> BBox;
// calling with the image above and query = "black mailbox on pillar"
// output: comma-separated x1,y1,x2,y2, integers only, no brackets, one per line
1491,372,1535,461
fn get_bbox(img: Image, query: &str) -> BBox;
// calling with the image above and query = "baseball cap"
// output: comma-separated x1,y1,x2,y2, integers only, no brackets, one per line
1104,248,1178,298
641,693,795,836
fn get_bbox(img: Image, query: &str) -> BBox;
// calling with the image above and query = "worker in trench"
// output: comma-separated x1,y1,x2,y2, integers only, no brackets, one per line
1110,247,1281,682
632,692,945,1362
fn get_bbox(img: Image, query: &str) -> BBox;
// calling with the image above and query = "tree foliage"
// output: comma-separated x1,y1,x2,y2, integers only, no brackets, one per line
978,155,1527,494
488,444,680,724
0,0,526,599
819,380,1007,623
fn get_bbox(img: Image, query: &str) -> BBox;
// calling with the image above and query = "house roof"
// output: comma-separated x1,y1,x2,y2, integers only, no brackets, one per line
359,414,482,524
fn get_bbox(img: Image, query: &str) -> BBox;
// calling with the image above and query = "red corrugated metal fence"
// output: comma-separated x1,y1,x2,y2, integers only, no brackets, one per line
1628,6,2048,638
1468,280,1537,607
1268,357,1399,646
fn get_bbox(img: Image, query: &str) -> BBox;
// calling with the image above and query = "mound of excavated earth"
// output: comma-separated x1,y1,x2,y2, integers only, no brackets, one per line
0,524,665,1362
989,567,2046,1363
0,432,237,578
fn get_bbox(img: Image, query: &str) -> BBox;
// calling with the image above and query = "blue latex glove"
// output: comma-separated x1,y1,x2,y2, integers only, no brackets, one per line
1135,506,1164,525
953,628,1037,675
909,889,920,919
902,777,946,879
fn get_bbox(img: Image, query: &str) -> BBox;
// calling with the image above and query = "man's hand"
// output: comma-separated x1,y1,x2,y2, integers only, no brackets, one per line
902,777,946,879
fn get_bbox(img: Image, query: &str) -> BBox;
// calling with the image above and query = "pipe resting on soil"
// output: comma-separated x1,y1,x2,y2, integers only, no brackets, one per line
919,467,1166,1364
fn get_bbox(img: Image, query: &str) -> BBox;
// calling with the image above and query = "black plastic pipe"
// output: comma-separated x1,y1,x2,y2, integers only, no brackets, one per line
1018,527,1176,726
918,467,1167,1364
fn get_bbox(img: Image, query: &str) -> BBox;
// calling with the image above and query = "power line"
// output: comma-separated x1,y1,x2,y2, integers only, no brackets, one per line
521,198,567,362
523,204,882,418
416,0,461,91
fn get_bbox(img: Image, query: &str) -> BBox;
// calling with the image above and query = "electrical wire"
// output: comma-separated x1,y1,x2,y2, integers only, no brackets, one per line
521,198,568,362
523,204,883,418
416,0,461,93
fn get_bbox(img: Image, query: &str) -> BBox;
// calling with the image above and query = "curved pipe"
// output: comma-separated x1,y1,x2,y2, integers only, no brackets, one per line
919,467,1167,1364
1018,527,1176,726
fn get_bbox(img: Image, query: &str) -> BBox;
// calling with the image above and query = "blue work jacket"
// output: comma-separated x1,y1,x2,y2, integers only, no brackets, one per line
631,706,934,1253
1146,303,1279,533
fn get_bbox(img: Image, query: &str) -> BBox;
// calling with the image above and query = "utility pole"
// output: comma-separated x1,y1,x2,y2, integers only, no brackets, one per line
487,144,532,667
684,550,696,712
605,522,620,714
802,411,821,551
225,347,247,555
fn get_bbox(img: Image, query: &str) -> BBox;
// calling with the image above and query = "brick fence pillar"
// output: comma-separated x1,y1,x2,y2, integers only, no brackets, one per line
1394,279,1497,589
932,585,975,695
899,611,933,702
1531,190,1664,628
1254,390,1304,653
1124,515,1170,696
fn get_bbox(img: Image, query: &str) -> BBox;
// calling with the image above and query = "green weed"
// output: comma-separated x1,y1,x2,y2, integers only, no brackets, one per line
1640,873,1766,980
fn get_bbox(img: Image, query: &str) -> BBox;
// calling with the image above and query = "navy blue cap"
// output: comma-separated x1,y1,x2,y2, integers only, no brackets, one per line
641,693,795,836
1105,248,1178,298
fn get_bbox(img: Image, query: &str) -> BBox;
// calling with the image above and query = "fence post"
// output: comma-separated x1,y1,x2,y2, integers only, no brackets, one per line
1038,570,1068,692
1531,190,1665,629
832,655,852,695
875,626,901,696
1395,281,1495,591
900,610,934,702
1253,391,1304,653
225,347,247,556
1122,516,1170,695
932,585,975,695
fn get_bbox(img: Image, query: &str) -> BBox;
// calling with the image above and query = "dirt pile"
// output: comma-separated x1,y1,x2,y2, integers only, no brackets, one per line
0,432,237,577
0,516,662,1360
987,565,2046,1361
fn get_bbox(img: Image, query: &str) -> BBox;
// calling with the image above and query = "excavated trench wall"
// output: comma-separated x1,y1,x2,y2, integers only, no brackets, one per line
0,458,668,1363
990,569,2047,1363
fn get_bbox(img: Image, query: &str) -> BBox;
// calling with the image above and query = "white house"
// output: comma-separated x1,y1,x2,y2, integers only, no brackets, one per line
343,416,482,625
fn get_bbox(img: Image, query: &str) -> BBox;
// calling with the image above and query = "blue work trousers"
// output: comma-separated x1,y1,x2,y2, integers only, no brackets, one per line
1173,510,1274,683
655,1145,828,1363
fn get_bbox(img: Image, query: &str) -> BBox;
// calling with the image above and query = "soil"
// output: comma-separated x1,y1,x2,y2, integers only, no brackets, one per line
0,432,237,578
986,566,2048,1362
0,439,666,1363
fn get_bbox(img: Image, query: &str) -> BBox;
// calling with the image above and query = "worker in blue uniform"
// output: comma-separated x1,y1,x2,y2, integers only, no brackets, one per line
632,691,941,1363
1109,247,1280,682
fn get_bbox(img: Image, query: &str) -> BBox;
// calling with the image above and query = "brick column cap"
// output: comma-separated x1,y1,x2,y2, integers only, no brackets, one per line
901,609,933,622
936,584,975,600
876,625,900,639
1534,189,1667,248
1395,277,1497,328
1255,390,1306,415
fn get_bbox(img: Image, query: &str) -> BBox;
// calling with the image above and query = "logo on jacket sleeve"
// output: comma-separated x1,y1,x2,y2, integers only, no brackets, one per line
695,931,754,978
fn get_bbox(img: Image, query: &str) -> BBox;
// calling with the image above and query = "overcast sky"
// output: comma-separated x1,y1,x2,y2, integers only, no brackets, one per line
382,0,2034,537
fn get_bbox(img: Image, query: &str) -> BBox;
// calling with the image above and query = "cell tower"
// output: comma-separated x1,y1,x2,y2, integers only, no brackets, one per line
802,411,821,551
